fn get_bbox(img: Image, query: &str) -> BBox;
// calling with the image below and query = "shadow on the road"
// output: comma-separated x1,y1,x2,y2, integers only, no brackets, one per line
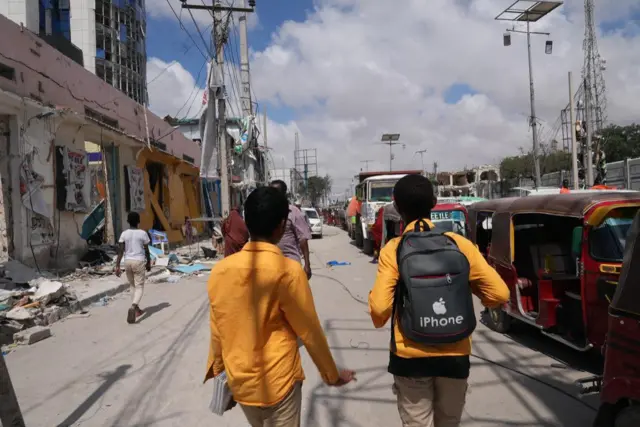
56,364,132,427
108,300,209,426
306,315,600,427
304,319,393,427
137,302,172,323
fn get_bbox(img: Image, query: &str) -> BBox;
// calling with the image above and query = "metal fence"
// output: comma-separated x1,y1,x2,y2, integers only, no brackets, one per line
495,156,640,197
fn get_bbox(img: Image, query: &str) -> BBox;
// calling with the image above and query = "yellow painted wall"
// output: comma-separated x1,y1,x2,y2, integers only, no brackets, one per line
136,148,202,243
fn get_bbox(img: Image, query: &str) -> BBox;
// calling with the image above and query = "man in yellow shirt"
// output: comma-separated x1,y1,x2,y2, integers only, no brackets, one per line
205,186,355,427
369,175,510,427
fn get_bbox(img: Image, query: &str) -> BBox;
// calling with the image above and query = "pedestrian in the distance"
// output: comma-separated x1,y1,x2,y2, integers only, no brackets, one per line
221,206,249,257
269,180,313,279
115,212,151,324
369,175,510,427
205,187,355,427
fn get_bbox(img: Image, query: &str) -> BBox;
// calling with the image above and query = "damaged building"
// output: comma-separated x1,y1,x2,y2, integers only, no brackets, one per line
0,13,201,271
436,165,500,199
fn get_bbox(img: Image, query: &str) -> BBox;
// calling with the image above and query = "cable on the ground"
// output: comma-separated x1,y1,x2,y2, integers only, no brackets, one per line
469,352,598,412
317,262,598,412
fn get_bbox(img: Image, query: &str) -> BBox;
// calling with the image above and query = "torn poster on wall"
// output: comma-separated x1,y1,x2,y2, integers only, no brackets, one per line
30,212,55,245
125,166,145,212
56,146,90,212
20,149,56,245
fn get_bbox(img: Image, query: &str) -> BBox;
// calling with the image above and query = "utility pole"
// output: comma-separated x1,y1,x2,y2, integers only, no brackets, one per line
238,0,252,116
0,352,26,427
381,133,401,172
568,71,579,190
182,0,256,217
415,149,427,173
525,18,542,189
263,105,267,149
497,1,562,189
360,160,373,171
584,76,594,187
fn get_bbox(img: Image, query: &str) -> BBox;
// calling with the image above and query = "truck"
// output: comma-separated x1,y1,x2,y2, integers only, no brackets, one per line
352,170,424,255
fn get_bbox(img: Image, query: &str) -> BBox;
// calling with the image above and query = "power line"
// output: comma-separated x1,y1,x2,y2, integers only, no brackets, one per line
175,57,208,119
229,14,245,98
187,8,214,57
147,31,209,86
163,0,209,60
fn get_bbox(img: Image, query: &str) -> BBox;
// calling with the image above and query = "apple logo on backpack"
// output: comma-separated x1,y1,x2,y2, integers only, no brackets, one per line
432,298,447,315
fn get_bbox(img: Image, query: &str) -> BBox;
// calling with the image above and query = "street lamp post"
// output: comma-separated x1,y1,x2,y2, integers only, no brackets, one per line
381,133,401,172
496,0,562,188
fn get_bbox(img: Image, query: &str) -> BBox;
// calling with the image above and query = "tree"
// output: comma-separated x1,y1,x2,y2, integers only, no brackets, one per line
499,144,571,181
601,123,640,162
306,175,332,206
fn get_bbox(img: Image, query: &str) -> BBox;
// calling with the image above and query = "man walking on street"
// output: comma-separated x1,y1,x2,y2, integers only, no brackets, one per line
369,175,510,427
115,212,151,324
205,187,355,427
270,180,313,279
221,206,249,257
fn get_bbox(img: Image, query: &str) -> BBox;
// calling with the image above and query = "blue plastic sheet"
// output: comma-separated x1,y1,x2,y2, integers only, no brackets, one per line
326,260,351,267
168,264,211,274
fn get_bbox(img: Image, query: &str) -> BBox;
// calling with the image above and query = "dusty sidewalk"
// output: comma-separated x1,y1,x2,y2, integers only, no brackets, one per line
4,227,599,426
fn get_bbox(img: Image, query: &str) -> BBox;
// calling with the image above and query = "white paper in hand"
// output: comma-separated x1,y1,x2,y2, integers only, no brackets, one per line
209,371,233,416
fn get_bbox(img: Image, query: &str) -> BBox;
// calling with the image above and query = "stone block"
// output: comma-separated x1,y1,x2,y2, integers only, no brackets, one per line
13,326,51,345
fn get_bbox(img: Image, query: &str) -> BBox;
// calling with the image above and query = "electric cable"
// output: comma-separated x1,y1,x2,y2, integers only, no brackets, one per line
163,0,209,61
226,12,245,115
187,8,214,58
175,57,209,119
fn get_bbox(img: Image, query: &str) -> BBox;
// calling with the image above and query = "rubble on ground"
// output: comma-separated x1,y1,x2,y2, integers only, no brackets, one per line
1,262,80,346
0,240,220,345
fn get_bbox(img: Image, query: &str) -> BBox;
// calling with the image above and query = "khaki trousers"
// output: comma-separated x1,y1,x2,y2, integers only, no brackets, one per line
393,376,468,427
124,260,146,305
241,383,302,427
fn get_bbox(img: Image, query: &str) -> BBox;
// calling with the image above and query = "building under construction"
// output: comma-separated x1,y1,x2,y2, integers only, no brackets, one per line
2,0,147,104
94,0,147,104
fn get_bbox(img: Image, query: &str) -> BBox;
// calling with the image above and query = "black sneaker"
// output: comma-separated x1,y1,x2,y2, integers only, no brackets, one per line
127,307,136,324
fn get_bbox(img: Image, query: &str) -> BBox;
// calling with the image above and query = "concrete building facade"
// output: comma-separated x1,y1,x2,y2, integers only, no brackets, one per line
0,14,199,270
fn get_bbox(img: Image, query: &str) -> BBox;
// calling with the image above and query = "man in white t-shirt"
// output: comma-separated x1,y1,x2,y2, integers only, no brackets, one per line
115,212,152,324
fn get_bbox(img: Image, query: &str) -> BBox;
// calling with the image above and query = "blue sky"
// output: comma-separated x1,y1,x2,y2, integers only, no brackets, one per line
146,0,314,121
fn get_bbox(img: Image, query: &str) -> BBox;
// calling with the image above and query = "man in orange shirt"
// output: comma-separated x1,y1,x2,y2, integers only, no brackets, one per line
369,175,509,427
560,179,571,194
205,187,355,427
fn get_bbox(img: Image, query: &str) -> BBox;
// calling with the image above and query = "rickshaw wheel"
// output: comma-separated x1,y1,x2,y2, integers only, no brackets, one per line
485,307,511,333
615,405,640,427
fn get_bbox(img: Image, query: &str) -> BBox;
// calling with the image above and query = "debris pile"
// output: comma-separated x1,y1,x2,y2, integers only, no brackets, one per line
0,274,80,345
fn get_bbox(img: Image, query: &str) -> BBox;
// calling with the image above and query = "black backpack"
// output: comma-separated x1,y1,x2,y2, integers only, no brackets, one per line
391,220,476,350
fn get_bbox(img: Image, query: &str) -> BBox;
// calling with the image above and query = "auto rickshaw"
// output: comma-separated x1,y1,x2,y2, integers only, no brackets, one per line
585,209,640,427
468,191,640,353
378,201,469,248
432,202,470,237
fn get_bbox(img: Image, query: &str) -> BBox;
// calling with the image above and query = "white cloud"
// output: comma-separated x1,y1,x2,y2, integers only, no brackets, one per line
148,0,640,191
147,58,205,118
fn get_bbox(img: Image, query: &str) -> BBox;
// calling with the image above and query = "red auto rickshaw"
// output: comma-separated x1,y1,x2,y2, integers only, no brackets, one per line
468,191,640,354
587,209,640,427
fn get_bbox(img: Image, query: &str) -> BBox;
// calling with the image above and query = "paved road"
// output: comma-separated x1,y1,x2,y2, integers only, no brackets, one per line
5,226,600,426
